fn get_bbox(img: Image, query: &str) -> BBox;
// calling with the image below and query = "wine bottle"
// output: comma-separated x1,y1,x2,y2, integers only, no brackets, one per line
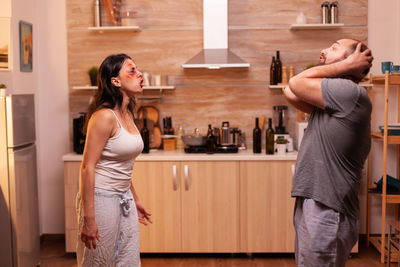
141,118,150,153
276,51,282,83
206,124,215,154
270,56,276,85
253,118,262,153
266,118,275,154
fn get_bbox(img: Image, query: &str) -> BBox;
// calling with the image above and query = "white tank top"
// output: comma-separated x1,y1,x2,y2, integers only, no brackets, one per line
94,109,144,192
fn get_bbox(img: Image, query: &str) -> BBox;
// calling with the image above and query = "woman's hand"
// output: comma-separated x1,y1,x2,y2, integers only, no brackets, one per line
136,201,152,225
80,217,101,249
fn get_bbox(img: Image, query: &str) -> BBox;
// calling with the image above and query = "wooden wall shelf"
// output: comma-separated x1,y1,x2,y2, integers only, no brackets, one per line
268,82,372,91
372,75,400,85
268,85,286,90
371,131,400,145
88,26,141,33
289,23,344,30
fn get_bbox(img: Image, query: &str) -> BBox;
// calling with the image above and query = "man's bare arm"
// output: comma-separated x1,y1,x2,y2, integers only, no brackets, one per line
283,86,314,114
289,43,372,109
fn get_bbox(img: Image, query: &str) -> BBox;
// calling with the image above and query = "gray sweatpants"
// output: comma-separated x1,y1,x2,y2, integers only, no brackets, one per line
76,188,141,267
294,197,358,267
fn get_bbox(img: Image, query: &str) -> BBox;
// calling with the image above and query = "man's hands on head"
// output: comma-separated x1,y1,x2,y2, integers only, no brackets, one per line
344,42,373,81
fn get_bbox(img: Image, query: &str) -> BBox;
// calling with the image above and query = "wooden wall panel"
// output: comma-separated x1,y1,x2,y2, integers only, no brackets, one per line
66,0,368,150
229,0,368,26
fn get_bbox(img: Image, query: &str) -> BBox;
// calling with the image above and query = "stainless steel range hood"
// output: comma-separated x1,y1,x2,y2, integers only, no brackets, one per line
181,0,250,69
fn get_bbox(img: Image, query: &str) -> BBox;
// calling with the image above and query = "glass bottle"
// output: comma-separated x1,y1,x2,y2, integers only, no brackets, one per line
276,51,282,84
270,56,276,85
253,118,262,153
141,118,150,153
266,118,275,155
206,124,215,154
176,122,185,151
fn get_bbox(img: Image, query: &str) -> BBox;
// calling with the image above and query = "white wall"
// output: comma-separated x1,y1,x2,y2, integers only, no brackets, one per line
35,0,69,234
367,0,400,234
0,0,69,234
0,0,38,95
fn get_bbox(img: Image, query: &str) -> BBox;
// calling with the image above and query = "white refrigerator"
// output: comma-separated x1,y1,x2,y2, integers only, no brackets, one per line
0,94,40,267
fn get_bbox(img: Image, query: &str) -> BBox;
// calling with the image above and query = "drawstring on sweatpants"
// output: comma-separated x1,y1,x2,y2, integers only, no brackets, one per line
120,192,134,216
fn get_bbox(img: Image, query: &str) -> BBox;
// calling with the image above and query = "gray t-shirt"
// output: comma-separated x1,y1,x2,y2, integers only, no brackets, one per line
291,78,372,219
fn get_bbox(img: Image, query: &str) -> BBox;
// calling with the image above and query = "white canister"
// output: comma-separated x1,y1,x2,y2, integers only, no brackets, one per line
277,144,287,155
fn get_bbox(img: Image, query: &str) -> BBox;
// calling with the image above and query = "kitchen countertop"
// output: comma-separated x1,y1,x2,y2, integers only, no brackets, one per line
63,150,297,162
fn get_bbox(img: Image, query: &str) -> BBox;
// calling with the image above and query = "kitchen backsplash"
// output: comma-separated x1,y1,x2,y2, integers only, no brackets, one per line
67,0,368,149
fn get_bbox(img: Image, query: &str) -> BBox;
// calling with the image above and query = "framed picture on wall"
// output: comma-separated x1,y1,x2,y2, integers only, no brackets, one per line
0,18,11,71
19,20,32,72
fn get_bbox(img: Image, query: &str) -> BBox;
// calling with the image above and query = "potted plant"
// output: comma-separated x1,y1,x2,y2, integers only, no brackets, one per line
88,66,99,86
275,137,288,155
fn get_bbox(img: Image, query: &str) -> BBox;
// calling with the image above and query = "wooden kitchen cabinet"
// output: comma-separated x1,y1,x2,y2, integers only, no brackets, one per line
63,161,81,252
64,158,298,253
239,161,296,252
132,161,182,252
133,161,240,253
181,161,239,252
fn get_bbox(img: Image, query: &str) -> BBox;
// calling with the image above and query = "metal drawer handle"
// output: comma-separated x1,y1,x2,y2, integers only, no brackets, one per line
172,164,179,191
184,164,189,190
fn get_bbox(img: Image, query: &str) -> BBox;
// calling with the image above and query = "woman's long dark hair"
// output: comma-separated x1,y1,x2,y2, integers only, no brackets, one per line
84,54,136,133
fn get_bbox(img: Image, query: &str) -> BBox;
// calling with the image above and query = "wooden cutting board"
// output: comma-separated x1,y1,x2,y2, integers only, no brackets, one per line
136,106,162,148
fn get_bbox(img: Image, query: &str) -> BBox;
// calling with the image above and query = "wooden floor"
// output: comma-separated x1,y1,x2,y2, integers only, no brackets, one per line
40,236,397,267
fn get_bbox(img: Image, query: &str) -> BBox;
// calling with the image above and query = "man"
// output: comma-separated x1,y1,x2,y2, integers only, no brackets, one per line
283,39,373,267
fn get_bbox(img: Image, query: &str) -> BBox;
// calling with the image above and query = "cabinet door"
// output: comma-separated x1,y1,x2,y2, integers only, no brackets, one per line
64,161,81,252
181,161,239,252
240,161,296,252
132,161,182,252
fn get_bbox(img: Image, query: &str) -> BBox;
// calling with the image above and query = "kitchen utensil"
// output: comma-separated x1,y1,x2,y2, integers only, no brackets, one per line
73,112,86,154
231,128,241,146
103,0,117,25
321,1,330,24
330,1,339,24
136,106,162,148
138,106,159,124
221,121,232,145
93,0,102,27
114,0,122,25
182,135,206,146
182,128,207,146
153,126,162,148
213,127,220,145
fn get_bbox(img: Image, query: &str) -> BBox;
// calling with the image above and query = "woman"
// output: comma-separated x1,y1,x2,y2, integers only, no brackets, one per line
76,54,151,267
